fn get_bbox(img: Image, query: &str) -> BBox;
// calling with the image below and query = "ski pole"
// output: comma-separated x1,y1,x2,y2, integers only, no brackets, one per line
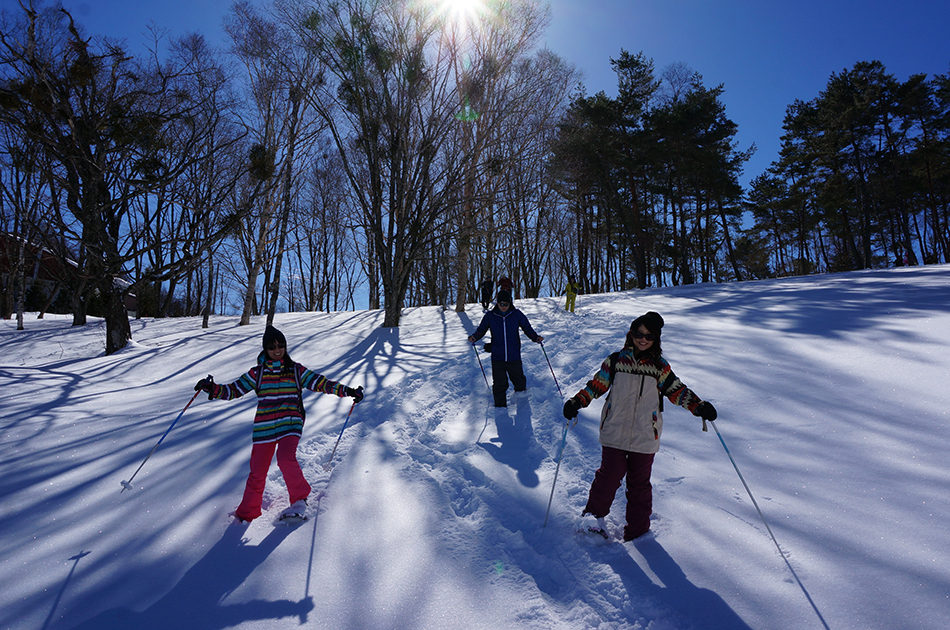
542,419,571,527
712,422,830,630
471,341,491,392
539,339,572,527
120,387,202,492
324,397,358,471
539,341,564,399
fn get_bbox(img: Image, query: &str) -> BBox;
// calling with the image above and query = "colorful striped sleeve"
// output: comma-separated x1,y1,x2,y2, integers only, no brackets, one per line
297,364,346,397
211,368,257,401
656,358,703,413
574,354,615,407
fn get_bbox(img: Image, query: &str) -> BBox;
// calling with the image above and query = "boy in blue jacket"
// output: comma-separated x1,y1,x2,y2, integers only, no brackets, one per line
468,290,543,407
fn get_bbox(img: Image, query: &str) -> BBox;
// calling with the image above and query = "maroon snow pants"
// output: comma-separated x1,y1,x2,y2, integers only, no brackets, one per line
234,436,311,521
584,446,656,539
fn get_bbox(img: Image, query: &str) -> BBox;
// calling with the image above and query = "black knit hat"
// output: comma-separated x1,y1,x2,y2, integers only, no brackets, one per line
496,289,512,304
262,325,287,350
630,311,664,336
626,311,664,355
260,325,296,369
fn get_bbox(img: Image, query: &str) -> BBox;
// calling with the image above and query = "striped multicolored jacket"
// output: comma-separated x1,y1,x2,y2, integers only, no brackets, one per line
210,359,346,444
572,348,705,453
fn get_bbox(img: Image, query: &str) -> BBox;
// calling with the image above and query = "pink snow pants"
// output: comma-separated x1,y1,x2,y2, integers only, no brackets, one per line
234,436,311,521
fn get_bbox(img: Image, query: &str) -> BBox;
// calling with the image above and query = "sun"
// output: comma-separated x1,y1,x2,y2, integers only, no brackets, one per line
439,0,487,29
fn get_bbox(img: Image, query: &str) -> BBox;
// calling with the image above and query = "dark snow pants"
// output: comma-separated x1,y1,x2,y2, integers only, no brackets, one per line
491,359,526,407
584,446,655,539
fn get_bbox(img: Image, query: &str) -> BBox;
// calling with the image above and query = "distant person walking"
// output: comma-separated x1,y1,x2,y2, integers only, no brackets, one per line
468,289,543,407
497,276,513,294
195,325,364,522
480,278,494,310
564,275,581,313
562,311,717,541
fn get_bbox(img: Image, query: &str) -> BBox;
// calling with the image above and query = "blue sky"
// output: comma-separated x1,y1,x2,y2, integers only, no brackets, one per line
545,0,950,185
48,0,950,187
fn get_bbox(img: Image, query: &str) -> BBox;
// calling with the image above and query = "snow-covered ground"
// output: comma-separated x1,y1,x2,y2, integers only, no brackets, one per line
3,265,950,630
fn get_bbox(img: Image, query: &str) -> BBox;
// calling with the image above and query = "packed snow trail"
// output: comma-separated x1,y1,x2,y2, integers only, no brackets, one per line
2,265,950,629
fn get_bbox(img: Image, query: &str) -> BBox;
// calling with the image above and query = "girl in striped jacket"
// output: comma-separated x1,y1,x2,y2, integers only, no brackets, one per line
195,325,363,522
562,311,717,541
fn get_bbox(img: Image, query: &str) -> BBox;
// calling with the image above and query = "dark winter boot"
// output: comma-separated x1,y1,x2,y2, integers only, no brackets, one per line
623,524,650,541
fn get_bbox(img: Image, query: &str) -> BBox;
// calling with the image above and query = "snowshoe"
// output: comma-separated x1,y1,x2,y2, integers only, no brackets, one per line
277,499,308,524
577,514,609,540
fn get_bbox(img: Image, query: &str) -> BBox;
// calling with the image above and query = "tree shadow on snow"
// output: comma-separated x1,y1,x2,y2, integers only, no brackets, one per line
476,395,545,488
67,523,313,630
669,266,950,339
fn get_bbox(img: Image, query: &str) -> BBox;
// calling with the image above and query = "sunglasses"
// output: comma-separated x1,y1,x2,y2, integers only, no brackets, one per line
267,344,285,350
632,332,656,341
498,301,510,307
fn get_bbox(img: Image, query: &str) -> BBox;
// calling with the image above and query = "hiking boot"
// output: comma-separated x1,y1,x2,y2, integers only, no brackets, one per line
623,525,650,541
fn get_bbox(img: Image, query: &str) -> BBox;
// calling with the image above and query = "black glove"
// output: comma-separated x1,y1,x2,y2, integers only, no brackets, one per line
194,375,215,400
563,398,580,419
345,386,364,404
695,401,717,422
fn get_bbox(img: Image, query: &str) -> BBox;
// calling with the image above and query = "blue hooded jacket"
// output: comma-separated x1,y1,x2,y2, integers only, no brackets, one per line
471,306,540,362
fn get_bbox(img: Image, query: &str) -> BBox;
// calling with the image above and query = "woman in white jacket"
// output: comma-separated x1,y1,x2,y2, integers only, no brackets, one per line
563,311,718,541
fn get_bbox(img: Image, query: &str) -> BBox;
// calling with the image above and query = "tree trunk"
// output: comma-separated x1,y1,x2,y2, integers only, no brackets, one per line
95,266,132,355
381,266,410,328
717,198,743,281
266,95,303,324
201,258,213,329
454,132,475,313
240,196,276,326
628,177,648,289
367,236,380,311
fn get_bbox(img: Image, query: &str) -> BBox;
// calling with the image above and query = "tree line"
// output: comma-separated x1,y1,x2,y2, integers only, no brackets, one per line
1,1,947,354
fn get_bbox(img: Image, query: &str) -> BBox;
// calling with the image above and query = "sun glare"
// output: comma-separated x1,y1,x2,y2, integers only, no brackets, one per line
440,0,487,29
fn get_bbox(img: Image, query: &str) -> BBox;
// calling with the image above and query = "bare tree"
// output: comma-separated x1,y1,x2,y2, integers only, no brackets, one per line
0,121,48,328
0,4,244,353
446,0,553,311
288,147,360,311
227,0,328,325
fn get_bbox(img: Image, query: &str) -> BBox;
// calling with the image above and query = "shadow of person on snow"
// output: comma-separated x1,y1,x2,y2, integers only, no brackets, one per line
587,535,752,629
477,394,544,488
68,522,314,630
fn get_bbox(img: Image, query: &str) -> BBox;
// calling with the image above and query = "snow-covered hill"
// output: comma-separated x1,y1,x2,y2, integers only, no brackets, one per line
3,265,950,630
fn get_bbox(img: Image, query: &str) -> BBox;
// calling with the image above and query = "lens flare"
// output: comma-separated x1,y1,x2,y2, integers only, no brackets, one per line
442,0,486,27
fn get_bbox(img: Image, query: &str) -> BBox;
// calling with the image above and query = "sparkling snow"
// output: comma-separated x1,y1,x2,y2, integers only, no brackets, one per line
2,265,949,629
